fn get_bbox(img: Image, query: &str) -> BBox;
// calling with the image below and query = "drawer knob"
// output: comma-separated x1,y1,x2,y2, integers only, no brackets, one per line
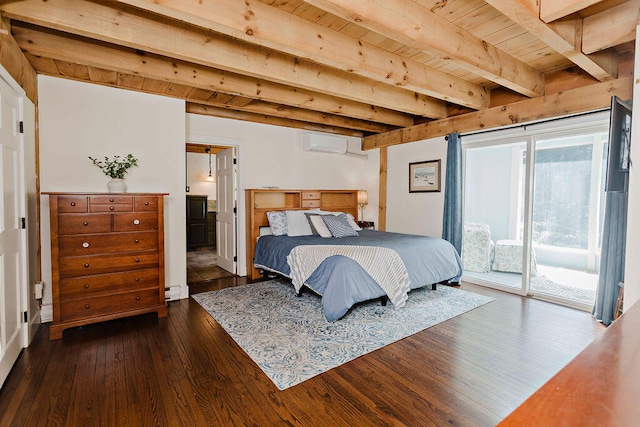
135,277,140,282
85,304,90,309
109,206,114,211
82,242,89,248
109,198,114,202
84,263,90,268
84,284,89,289
136,296,141,301
134,239,139,244
133,219,140,225
83,221,88,226
144,202,149,206
70,202,76,207
135,258,140,263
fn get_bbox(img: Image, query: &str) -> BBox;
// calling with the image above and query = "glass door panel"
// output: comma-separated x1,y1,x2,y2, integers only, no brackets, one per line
529,132,607,308
462,141,529,294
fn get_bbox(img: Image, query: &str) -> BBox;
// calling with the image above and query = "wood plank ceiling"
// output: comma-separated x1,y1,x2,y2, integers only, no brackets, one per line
1,0,637,142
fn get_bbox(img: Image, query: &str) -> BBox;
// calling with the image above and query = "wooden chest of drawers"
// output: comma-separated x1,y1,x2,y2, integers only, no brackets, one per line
47,193,168,340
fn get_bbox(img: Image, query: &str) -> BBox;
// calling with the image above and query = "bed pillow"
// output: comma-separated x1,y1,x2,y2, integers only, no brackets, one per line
286,209,320,236
266,211,287,236
318,211,362,231
323,214,359,238
305,214,333,238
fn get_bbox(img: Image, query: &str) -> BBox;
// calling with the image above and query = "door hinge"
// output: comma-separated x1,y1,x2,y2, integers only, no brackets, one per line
233,207,237,214
20,217,26,229
19,121,24,134
233,158,237,164
23,311,28,323
233,256,237,262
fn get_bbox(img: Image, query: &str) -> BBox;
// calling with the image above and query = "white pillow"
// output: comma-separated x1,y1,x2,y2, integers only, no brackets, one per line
266,211,287,236
318,211,362,231
286,209,320,236
308,215,333,238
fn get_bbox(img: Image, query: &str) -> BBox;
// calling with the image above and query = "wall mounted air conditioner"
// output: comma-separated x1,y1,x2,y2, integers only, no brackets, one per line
303,132,348,154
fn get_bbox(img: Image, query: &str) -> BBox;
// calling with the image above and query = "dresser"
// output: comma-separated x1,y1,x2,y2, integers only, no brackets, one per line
207,211,217,246
46,193,168,340
186,195,208,249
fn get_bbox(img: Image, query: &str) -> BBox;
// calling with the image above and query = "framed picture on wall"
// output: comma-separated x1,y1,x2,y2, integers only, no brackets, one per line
409,159,441,193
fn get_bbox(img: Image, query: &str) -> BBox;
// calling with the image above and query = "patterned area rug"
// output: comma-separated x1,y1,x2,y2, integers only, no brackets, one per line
192,279,493,390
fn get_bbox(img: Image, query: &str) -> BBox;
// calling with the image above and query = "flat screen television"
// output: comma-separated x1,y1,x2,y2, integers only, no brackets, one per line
606,96,632,192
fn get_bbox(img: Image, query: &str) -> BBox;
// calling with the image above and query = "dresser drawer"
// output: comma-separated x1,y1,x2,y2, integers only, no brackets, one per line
59,288,160,322
302,191,321,200
301,200,321,208
57,196,89,213
60,268,159,299
59,251,159,278
134,196,159,211
113,212,159,232
58,214,111,235
90,195,133,205
90,203,133,213
58,231,158,256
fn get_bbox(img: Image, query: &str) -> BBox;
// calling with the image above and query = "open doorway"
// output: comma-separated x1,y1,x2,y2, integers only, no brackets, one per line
185,143,238,284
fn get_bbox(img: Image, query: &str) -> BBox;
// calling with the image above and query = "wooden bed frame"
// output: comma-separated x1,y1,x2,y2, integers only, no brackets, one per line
245,189,359,280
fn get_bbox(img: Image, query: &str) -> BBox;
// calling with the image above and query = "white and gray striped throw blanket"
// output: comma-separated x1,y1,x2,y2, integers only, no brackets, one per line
287,245,411,307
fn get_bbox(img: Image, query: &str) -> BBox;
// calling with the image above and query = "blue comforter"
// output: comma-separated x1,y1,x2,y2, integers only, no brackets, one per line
254,230,462,321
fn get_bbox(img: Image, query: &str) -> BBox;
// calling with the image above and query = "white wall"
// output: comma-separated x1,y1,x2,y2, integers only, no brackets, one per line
186,151,216,203
386,136,448,237
186,113,380,276
38,76,187,308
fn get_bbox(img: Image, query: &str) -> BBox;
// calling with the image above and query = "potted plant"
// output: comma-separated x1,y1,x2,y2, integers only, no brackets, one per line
89,154,139,193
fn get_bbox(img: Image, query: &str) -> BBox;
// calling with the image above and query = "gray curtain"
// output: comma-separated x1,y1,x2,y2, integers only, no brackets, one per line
442,133,462,254
592,191,628,325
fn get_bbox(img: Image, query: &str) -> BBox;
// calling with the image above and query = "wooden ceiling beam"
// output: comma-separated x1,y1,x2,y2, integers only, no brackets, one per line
0,0,447,118
306,0,545,97
540,0,608,22
582,1,640,54
0,16,37,102
197,98,394,133
116,0,489,110
30,54,373,136
13,24,413,128
485,0,617,80
186,103,365,137
362,77,632,149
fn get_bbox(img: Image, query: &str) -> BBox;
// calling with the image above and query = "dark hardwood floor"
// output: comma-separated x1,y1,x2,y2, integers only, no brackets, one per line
0,277,603,426
187,246,236,285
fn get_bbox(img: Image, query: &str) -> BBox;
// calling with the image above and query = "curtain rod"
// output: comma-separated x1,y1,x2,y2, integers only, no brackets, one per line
457,108,609,139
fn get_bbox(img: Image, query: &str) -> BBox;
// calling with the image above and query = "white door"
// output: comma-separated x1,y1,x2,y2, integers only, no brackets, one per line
0,78,25,388
216,147,237,273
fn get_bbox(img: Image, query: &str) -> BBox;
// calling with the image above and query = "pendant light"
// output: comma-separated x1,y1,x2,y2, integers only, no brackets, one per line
205,146,215,182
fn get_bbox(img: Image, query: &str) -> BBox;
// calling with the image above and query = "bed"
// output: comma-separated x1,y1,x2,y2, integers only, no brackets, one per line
245,189,463,322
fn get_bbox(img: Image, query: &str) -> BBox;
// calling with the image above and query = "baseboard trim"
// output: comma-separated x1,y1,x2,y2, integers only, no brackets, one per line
165,284,188,301
41,303,53,323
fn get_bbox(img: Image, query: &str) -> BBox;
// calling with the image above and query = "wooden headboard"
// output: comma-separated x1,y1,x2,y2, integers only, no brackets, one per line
245,189,359,280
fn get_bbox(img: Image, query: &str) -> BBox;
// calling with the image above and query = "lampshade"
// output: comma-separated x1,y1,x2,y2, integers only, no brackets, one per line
357,190,368,205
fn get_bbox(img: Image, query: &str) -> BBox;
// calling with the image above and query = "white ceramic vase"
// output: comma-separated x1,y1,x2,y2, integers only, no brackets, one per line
107,178,126,193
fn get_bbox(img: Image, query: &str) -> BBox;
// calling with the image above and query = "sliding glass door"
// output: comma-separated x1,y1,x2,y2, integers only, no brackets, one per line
462,140,530,295
529,131,607,308
461,113,609,309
